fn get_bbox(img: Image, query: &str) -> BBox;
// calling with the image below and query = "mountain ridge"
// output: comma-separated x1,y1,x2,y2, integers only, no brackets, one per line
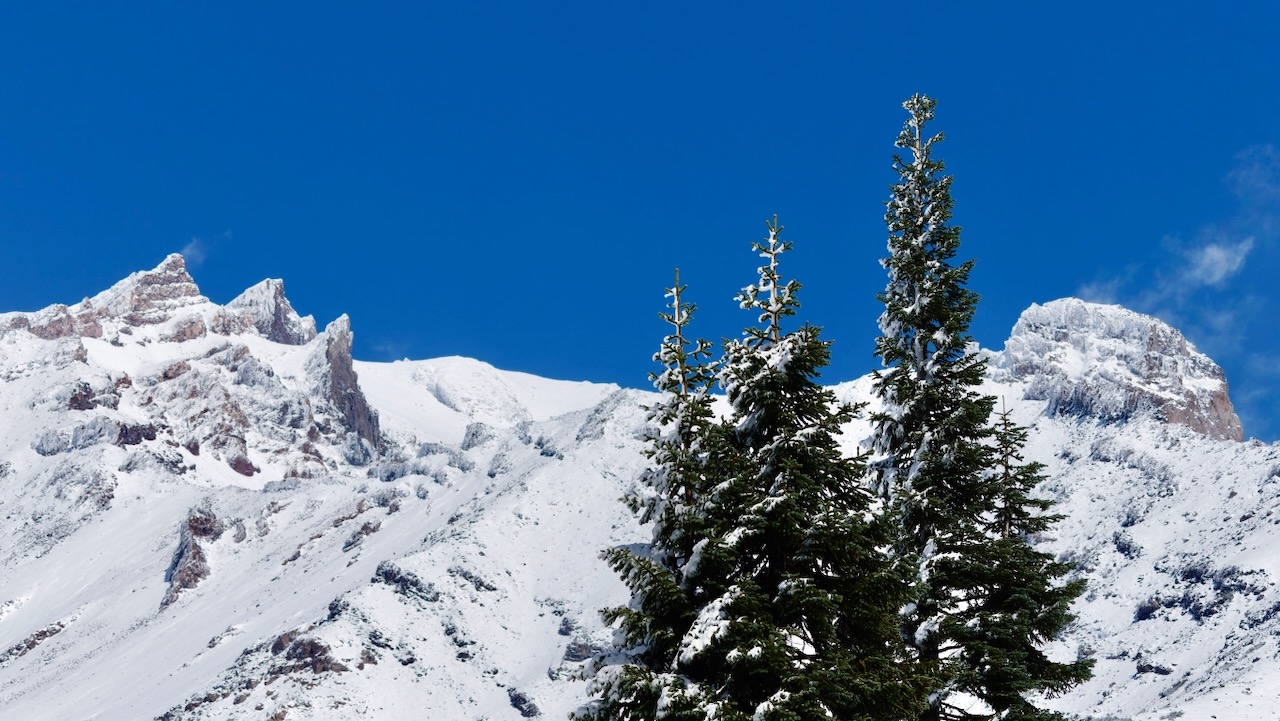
0,255,1272,721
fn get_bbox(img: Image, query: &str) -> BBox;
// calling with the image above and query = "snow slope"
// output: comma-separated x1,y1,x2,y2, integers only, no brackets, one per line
0,258,1277,721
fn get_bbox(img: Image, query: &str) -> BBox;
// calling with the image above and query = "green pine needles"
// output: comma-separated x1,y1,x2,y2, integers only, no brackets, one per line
579,94,1090,721
871,94,1092,721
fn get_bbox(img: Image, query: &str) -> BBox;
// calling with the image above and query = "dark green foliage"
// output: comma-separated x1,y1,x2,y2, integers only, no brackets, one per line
581,222,927,721
872,93,996,721
947,409,1093,719
704,219,926,720
577,271,723,720
583,95,1091,721
871,95,1090,721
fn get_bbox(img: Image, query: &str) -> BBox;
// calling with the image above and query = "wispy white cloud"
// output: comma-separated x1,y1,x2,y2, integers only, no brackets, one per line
181,237,208,267
1080,145,1272,308
1076,277,1123,304
1228,144,1280,206
1182,236,1254,287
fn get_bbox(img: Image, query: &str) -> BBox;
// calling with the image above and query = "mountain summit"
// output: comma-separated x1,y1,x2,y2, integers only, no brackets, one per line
999,298,1243,441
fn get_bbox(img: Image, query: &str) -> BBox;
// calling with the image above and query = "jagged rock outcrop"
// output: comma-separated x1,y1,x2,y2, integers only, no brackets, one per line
306,315,382,458
0,253,385,480
0,255,323,350
5,303,102,340
219,279,317,345
999,298,1244,441
31,417,159,456
162,505,226,608
85,253,205,327
0,254,202,341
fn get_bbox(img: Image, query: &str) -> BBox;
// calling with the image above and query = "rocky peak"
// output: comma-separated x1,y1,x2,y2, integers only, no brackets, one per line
998,298,1243,441
224,279,317,345
0,254,206,341
306,315,382,460
84,253,205,326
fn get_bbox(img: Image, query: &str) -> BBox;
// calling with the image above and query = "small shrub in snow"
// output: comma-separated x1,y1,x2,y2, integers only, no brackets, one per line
1113,530,1142,559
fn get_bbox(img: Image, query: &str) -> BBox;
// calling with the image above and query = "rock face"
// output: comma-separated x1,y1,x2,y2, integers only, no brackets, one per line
0,254,317,349
86,253,205,327
223,279,317,345
307,315,382,458
999,298,1244,441
162,505,226,608
0,254,204,341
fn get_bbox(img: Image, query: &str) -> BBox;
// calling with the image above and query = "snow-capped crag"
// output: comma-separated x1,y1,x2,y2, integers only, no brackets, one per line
999,298,1244,441
0,257,1276,720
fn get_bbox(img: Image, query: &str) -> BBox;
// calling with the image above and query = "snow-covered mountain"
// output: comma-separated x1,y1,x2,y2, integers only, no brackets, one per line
0,256,1276,721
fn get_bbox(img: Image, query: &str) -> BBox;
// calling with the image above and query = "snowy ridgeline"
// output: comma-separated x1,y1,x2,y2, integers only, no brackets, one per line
0,255,1277,721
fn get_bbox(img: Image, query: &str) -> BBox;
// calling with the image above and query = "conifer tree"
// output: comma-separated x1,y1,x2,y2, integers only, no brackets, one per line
953,408,1092,720
708,216,925,721
576,270,725,720
871,95,1090,721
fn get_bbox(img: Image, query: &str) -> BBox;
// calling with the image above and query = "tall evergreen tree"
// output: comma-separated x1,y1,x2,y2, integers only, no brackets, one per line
709,217,926,720
576,270,725,720
871,95,1090,721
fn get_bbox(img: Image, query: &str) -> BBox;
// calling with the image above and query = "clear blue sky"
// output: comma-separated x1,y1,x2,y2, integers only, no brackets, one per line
2,3,1278,439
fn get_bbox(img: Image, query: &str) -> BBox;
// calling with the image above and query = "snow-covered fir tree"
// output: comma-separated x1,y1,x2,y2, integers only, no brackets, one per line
576,271,727,720
870,94,1090,721
709,217,927,720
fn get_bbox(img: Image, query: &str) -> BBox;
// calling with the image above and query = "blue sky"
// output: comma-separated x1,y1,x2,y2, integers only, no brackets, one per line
1,3,1278,439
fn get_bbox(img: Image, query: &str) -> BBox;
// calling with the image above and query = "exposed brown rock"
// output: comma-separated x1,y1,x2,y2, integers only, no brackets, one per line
271,630,300,655
117,254,203,326
229,454,259,477
1003,299,1245,442
187,509,226,540
0,314,30,335
0,255,204,345
275,636,349,675
65,380,118,411
164,315,207,343
225,279,317,345
27,305,78,340
68,382,95,411
209,309,244,337
0,620,68,668
161,506,226,608
115,423,159,446
307,315,382,457
74,299,102,338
